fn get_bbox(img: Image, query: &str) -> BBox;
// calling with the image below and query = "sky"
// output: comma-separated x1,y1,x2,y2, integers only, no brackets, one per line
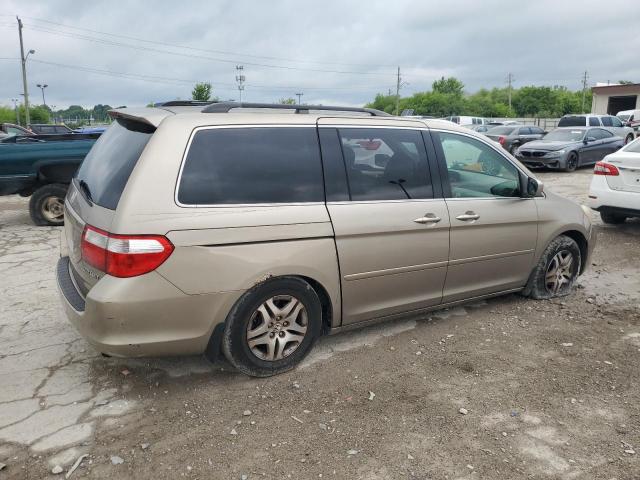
1,0,638,110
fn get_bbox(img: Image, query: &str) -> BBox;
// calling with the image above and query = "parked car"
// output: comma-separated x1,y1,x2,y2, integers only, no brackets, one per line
444,116,488,126
557,114,635,144
488,120,522,126
1,123,33,137
588,137,640,224
515,127,624,172
485,125,546,154
617,109,640,137
0,133,99,225
73,125,109,134
466,124,492,133
56,101,594,377
29,124,74,135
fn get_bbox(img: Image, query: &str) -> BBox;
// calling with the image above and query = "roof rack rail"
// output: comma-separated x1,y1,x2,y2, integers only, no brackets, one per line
201,102,390,116
154,100,216,107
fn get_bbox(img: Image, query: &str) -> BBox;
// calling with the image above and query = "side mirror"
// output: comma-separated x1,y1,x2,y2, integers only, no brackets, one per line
584,136,596,143
523,177,543,198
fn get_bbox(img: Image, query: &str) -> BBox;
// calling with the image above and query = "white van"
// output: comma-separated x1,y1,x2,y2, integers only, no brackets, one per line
617,109,640,135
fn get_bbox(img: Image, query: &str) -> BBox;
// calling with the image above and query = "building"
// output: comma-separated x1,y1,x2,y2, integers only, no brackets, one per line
591,83,640,115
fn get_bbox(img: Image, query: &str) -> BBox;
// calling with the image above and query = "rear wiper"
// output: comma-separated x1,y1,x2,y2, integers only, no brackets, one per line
77,179,94,205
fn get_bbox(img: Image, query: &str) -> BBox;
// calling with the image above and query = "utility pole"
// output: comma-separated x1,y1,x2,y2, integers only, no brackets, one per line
395,66,401,116
17,17,32,126
37,83,48,107
507,73,513,112
11,98,20,125
295,92,303,105
581,70,589,113
235,65,245,105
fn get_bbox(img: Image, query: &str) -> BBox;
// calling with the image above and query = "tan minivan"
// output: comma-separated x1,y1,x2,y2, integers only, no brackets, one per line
57,102,595,377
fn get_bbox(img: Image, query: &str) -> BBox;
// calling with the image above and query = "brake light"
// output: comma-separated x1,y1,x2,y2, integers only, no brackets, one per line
498,136,506,145
593,162,620,176
81,225,174,278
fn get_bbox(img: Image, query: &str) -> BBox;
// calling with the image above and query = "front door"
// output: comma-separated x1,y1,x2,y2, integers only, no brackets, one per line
430,130,539,303
319,124,450,325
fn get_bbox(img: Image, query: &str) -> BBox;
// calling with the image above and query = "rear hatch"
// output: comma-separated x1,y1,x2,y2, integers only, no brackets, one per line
64,116,156,294
603,141,640,194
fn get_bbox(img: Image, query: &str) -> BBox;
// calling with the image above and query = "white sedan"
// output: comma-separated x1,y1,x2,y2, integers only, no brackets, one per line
589,137,640,224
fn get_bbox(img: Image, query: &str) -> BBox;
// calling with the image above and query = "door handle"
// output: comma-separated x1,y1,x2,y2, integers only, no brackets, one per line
414,213,441,225
456,211,480,221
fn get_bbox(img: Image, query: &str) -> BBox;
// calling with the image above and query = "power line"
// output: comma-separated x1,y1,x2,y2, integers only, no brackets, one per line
24,24,397,76
28,58,390,92
22,15,398,69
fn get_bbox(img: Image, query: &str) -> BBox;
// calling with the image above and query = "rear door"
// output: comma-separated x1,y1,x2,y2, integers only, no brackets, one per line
430,129,538,302
318,121,450,324
65,118,156,293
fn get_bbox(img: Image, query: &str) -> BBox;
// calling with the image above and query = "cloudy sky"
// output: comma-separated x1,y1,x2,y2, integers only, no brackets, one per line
1,0,638,109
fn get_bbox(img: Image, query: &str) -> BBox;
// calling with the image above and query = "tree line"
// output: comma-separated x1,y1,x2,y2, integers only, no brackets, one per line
0,104,115,127
366,77,594,118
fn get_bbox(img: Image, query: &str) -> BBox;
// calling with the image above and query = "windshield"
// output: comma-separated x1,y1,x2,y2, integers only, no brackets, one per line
543,129,585,142
487,126,516,135
75,118,154,210
558,116,586,127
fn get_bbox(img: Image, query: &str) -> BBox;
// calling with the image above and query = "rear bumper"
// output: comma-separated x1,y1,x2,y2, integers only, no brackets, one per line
56,256,242,357
588,176,640,215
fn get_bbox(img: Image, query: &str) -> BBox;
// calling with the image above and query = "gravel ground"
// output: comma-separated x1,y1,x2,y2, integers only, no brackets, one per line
0,168,638,479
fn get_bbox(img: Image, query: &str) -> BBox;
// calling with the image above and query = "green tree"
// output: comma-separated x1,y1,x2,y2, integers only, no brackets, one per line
278,97,296,105
432,76,465,96
192,82,213,101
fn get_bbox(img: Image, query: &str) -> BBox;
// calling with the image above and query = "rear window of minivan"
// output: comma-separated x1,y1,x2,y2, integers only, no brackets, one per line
558,116,586,127
177,127,324,205
75,118,154,210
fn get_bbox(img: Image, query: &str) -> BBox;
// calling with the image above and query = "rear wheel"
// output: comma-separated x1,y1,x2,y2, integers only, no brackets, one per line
525,235,581,300
600,211,626,224
28,183,67,226
509,143,519,155
222,277,322,377
564,152,578,172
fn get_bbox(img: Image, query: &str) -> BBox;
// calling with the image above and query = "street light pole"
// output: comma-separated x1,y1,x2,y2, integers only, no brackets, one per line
295,92,303,105
37,84,48,107
11,98,20,125
16,17,34,126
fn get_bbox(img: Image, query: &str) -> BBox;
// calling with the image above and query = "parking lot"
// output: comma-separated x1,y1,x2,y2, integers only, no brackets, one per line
0,168,638,479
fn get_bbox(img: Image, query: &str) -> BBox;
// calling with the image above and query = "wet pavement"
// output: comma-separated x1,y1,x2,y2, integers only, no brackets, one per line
0,168,638,479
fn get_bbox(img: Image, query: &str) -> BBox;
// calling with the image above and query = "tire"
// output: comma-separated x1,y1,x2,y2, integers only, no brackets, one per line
625,134,634,145
221,276,323,377
563,152,578,172
600,211,626,224
28,183,68,226
524,235,581,300
509,143,519,155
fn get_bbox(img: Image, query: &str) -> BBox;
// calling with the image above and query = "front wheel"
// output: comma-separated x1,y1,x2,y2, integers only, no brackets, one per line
564,152,578,172
525,235,581,300
28,183,68,226
221,277,323,377
625,134,634,145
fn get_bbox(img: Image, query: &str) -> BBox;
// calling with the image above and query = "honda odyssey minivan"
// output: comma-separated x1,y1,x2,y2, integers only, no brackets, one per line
57,102,595,377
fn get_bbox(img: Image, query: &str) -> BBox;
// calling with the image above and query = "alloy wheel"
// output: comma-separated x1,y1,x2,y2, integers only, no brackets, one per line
246,295,308,361
42,196,64,223
545,250,574,295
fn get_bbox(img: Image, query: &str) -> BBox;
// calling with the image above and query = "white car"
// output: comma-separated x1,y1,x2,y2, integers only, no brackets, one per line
589,137,640,224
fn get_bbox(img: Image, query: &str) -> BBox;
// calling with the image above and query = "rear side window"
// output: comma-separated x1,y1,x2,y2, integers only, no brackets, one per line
178,127,323,205
518,127,531,135
600,116,613,126
558,116,586,127
589,117,601,126
337,128,433,201
75,118,153,210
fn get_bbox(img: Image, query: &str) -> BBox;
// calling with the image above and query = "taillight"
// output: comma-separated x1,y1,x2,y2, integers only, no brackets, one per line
593,161,620,176
81,225,174,278
498,136,506,145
